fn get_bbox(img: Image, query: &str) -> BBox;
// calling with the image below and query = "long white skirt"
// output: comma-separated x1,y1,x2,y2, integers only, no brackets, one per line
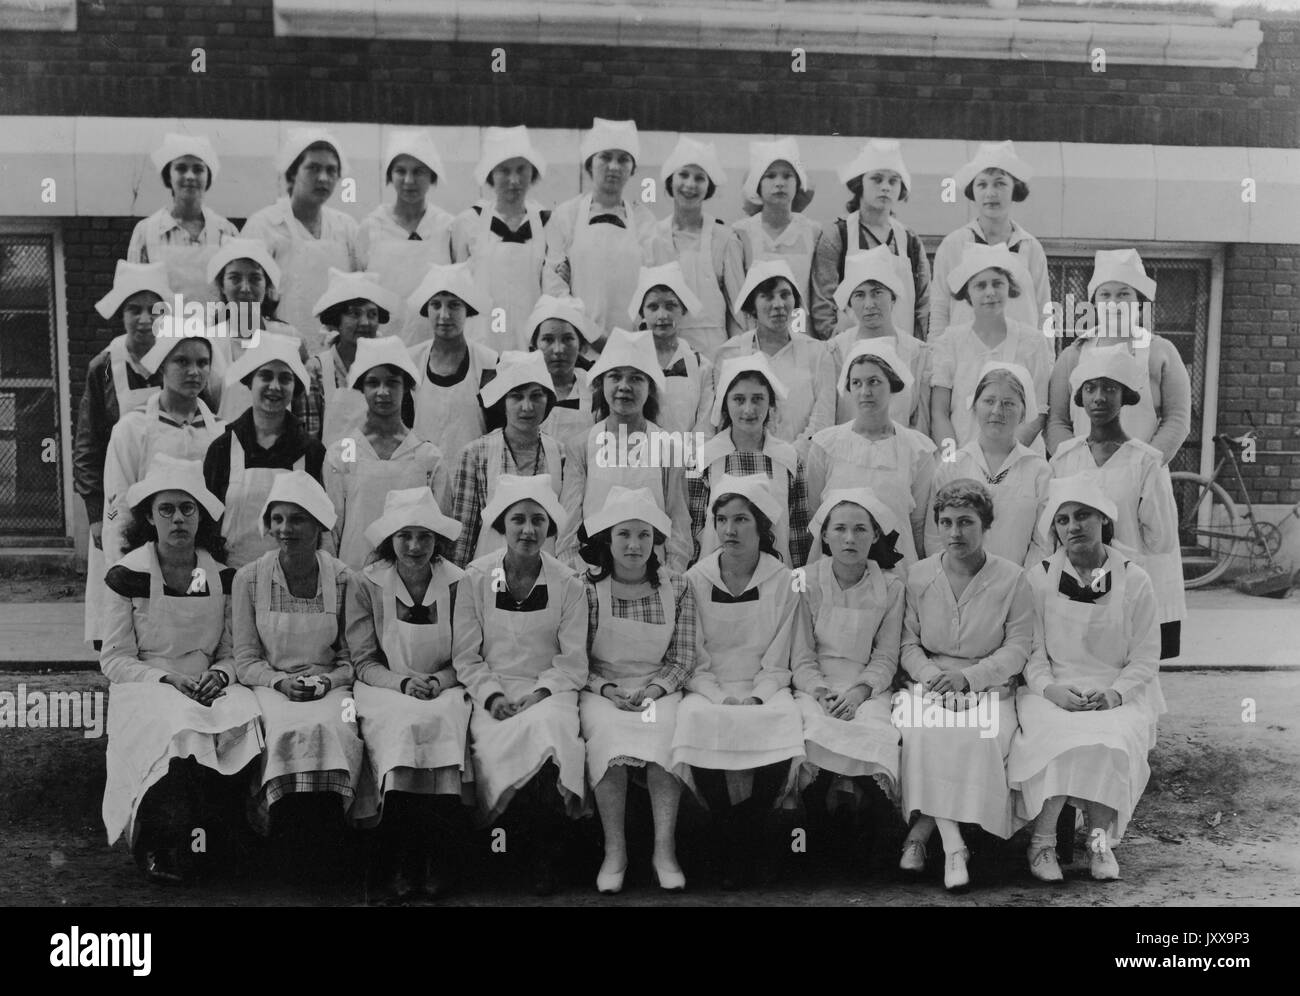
102,680,264,847
468,691,586,825
1008,687,1158,845
350,682,474,828
796,691,901,801
896,684,1021,839
669,689,806,809
252,684,365,804
579,689,680,784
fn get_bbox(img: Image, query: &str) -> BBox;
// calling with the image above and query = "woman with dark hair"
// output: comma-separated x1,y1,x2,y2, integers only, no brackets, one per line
530,295,597,448
671,475,805,890
578,486,697,894
897,479,1033,891
556,328,693,573
100,455,261,884
449,351,563,567
345,487,472,902
1049,349,1185,660
326,336,449,571
452,475,588,895
628,262,714,436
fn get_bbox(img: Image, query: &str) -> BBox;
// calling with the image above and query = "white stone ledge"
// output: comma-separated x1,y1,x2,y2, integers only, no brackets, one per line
0,0,76,31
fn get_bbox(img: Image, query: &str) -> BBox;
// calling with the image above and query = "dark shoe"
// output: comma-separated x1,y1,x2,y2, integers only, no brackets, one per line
421,853,459,901
143,848,186,885
532,854,561,897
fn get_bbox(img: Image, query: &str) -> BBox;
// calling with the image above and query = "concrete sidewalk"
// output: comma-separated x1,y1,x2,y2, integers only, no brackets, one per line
0,587,1296,670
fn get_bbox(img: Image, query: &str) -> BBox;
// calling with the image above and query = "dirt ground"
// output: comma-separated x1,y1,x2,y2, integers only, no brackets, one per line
0,567,82,604
1,668,1296,907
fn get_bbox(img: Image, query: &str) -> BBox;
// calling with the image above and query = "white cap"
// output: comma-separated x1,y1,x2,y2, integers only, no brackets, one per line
480,350,555,408
834,246,906,312
709,353,789,429
1037,474,1120,547
406,261,487,318
206,238,281,288
139,324,214,376
259,469,337,533
151,132,220,182
968,360,1039,418
732,258,803,320
364,486,462,549
742,137,813,211
808,486,901,547
954,140,1033,200
836,138,911,192
1088,248,1157,302
277,126,350,180
312,268,402,322
707,472,783,526
525,294,595,345
95,260,172,319
628,261,703,323
125,454,223,520
1068,347,1146,400
383,128,445,183
580,117,640,165
223,330,311,392
583,484,671,539
481,474,566,536
476,125,546,185
945,243,1025,298
659,136,726,192
586,327,667,394
838,337,913,394
348,335,420,389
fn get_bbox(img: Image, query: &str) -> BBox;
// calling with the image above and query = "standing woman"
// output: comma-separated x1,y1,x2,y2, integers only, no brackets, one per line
77,261,170,645
452,476,588,895
241,127,358,355
448,351,563,568
100,456,262,884
555,328,693,573
929,141,1051,337
358,129,454,346
1049,350,1186,660
690,354,811,568
807,340,937,568
644,137,731,359
543,118,655,342
326,336,449,571
129,133,238,306
1009,476,1166,883
232,471,363,859
203,333,325,569
530,294,597,448
1046,249,1192,466
579,487,697,894
671,475,806,890
926,362,1051,565
929,243,1052,450
713,259,836,461
724,138,821,329
453,125,551,352
405,262,500,469
897,480,1034,891
345,488,472,901
812,139,930,341
628,262,714,436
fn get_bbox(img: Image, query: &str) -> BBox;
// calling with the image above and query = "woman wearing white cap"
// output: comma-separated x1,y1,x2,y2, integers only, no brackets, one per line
723,138,822,327
925,362,1051,565
690,354,810,568
629,262,714,436
807,340,936,568
929,243,1053,450
77,261,170,645
405,262,500,468
644,137,732,359
325,336,450,571
529,294,597,447
555,328,693,574
232,470,362,865
828,246,930,431
811,139,931,342
241,127,359,354
302,269,403,446
452,475,587,895
897,479,1033,891
578,486,697,894
452,125,551,352
100,455,261,884
448,351,564,567
792,488,906,856
357,129,454,345
1045,249,1192,467
203,332,327,569
929,141,1051,337
128,133,239,306
1049,349,1185,660
1008,476,1166,884
671,474,805,890
543,118,655,341
345,487,472,901
713,259,836,462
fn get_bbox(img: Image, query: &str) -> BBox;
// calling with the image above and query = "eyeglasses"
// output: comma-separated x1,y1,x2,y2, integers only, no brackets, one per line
156,502,199,518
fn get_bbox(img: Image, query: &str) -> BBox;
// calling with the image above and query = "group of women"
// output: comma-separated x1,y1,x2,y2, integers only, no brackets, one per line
78,118,1187,900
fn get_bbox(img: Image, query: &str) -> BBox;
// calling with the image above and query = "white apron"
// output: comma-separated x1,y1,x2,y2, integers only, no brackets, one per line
473,432,564,562
101,549,264,846
583,422,674,567
369,233,449,346
277,234,351,356
317,347,368,448
220,436,305,569
152,238,222,309
837,214,917,339
578,575,680,782
742,217,814,303
657,343,708,435
334,434,440,570
695,433,796,566
410,340,493,469
569,194,645,340
464,201,547,352
1070,337,1159,446
665,216,727,359
539,371,593,449
765,342,816,446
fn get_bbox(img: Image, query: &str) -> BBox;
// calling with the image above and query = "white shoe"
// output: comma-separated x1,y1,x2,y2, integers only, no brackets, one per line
944,848,970,891
596,856,627,894
898,840,927,873
1088,829,1119,881
1028,844,1064,882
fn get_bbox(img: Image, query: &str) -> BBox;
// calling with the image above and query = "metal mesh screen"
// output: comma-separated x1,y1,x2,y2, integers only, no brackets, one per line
0,237,64,536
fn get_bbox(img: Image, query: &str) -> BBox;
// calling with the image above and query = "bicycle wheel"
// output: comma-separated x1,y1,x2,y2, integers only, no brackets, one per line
1170,472,1238,588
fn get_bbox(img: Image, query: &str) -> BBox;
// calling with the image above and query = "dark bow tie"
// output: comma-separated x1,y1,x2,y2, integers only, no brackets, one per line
396,601,436,624
663,358,689,378
1058,569,1111,603
490,216,534,244
711,585,759,604
407,231,423,241
589,214,627,229
553,396,582,410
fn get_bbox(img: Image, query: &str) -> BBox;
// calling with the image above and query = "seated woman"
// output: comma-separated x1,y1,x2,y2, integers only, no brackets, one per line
898,479,1033,891
231,470,363,872
578,486,697,894
100,455,262,884
345,487,472,902
1008,476,1165,883
671,474,805,890
530,294,597,448
627,261,713,436
792,487,905,863
452,475,588,895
